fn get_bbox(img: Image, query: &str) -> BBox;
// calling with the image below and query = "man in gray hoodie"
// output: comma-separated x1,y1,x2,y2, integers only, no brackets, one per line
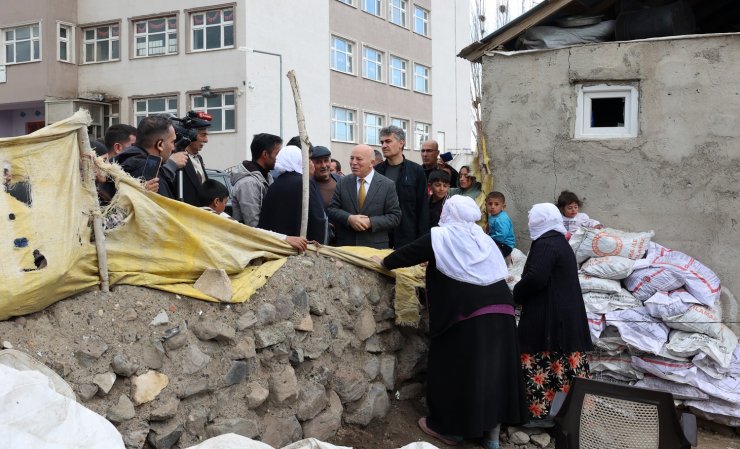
230,133,282,226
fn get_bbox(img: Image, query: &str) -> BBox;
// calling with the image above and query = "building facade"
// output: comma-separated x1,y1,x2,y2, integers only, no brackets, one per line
0,0,472,170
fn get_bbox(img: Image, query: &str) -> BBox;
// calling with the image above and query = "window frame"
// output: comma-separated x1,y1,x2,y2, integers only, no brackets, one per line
331,106,357,143
190,90,237,133
336,0,355,5
413,5,429,37
390,117,409,139
575,83,639,139
362,0,382,17
57,21,74,63
4,22,42,65
132,95,179,125
132,14,178,58
362,45,383,83
363,111,385,146
413,121,431,151
188,6,235,53
413,63,430,94
389,55,408,89
389,0,408,28
331,35,355,75
81,22,121,64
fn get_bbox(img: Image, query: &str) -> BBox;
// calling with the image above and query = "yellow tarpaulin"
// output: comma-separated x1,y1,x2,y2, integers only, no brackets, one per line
0,111,424,325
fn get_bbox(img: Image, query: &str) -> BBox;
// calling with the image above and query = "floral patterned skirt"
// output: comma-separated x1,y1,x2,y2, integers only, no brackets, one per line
520,351,590,420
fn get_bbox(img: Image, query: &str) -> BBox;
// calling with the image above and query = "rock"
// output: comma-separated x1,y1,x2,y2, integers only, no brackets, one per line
262,414,303,448
93,372,116,395
236,311,258,331
226,336,256,360
275,296,295,320
292,287,310,313
300,335,330,359
363,356,380,380
78,383,98,401
111,354,138,377
379,355,396,390
123,308,138,321
162,323,188,351
149,397,179,421
327,321,339,338
182,344,211,374
530,432,551,448
119,419,149,449
294,314,314,332
141,339,165,370
396,334,428,382
309,295,330,316
177,378,213,399
150,310,169,326
289,348,305,366
297,381,328,421
185,408,208,438
147,420,184,449
398,382,424,400
254,322,294,349
347,286,365,308
2,341,13,349
270,364,298,403
344,383,390,426
107,394,136,423
224,360,250,386
379,328,404,351
330,366,367,403
365,335,382,353
193,268,233,302
375,307,396,321
367,287,381,305
354,308,376,341
191,320,236,344
132,370,169,405
245,382,269,408
206,416,260,439
256,302,277,325
302,390,343,440
510,431,530,445
375,319,393,333
75,335,108,367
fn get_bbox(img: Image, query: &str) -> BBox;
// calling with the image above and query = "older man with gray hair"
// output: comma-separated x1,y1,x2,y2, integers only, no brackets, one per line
375,125,429,248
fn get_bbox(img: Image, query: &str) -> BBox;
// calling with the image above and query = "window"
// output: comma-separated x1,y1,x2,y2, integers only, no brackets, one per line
331,36,354,74
362,47,382,82
83,24,120,63
575,84,639,139
413,122,430,150
4,23,41,64
413,64,430,93
133,96,178,125
191,7,234,51
363,0,381,16
389,56,407,88
57,23,73,63
413,5,429,36
192,92,235,132
332,106,356,143
134,17,177,57
336,0,354,4
389,0,407,27
391,117,408,136
364,113,384,145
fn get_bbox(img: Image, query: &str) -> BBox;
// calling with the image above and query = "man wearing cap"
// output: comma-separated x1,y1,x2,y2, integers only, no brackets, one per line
310,145,341,210
179,114,211,206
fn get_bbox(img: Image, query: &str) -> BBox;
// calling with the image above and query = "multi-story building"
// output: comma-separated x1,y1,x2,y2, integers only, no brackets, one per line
0,0,472,169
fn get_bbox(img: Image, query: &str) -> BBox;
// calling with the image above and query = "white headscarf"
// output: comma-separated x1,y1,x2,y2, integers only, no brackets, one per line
528,203,567,240
430,195,508,286
274,145,303,175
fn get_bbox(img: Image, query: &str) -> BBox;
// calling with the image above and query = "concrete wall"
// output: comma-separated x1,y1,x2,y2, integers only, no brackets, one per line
482,34,740,294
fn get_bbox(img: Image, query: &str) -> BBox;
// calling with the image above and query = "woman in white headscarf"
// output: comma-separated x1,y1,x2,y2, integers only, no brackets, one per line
378,195,527,449
513,203,592,427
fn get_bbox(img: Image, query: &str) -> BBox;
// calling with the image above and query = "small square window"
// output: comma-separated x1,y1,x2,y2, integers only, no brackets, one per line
190,7,234,52
575,84,639,139
191,91,235,132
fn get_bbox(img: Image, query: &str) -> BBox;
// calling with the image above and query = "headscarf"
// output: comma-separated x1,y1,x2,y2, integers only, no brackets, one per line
528,203,567,240
274,145,303,175
430,195,508,286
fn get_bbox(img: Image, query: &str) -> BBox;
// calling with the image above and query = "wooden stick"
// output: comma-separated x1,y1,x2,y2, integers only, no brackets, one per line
287,69,310,238
77,128,109,292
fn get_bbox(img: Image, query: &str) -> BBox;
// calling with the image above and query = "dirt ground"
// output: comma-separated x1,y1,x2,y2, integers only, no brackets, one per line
331,398,740,449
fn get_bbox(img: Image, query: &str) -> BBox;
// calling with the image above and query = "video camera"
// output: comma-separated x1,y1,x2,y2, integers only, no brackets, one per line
171,110,213,152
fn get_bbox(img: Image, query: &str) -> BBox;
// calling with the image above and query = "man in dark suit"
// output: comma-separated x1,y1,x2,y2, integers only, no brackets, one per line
328,144,401,249
179,116,212,206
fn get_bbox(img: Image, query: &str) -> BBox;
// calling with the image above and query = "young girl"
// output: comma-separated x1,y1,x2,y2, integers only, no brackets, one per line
557,190,603,234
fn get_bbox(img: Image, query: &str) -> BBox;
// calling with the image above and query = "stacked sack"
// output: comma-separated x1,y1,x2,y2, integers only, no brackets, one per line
508,227,740,426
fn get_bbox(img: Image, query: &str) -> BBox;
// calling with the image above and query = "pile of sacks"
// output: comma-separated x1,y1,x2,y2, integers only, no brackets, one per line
508,227,740,427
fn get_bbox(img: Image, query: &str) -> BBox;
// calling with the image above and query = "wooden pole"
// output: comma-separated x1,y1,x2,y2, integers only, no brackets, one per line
287,69,310,238
77,128,110,292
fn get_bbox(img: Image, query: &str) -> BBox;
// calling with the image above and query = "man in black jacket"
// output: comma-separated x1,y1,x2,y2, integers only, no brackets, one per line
179,115,212,206
374,125,429,248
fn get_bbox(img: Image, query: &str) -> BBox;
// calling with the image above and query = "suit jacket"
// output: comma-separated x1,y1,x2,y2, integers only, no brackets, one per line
327,171,401,249
180,153,208,206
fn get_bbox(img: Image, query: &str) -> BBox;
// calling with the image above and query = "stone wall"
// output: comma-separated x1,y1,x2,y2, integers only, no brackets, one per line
0,254,428,449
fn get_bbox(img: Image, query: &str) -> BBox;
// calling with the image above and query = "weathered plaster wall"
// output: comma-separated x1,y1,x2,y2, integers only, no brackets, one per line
482,34,740,294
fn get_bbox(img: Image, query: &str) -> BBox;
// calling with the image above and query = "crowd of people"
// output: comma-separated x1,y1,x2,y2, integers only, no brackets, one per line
90,114,600,448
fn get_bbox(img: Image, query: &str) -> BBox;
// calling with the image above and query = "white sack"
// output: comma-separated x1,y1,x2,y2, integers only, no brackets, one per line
593,325,627,354
624,267,685,301
581,256,636,280
692,352,729,379
644,291,694,319
688,368,740,404
579,274,622,295
605,307,669,355
650,247,721,306
644,291,722,338
634,375,709,401
282,438,353,449
665,326,739,368
569,227,653,264
0,364,124,449
583,289,641,314
0,349,76,401
185,434,276,449
587,312,605,342
506,248,527,290
630,354,696,383
686,398,740,427
589,352,644,381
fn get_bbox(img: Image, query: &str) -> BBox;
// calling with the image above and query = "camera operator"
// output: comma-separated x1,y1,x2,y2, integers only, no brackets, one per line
171,111,212,206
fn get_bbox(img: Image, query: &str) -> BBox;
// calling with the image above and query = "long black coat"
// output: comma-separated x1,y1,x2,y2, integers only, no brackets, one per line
257,171,327,243
513,230,593,354
179,153,208,206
